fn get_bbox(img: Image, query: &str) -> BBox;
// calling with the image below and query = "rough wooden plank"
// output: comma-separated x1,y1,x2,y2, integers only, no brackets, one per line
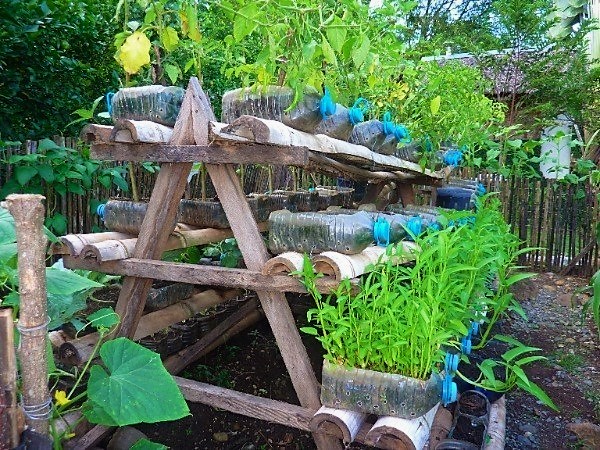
90,142,309,165
176,377,314,432
397,183,416,206
112,78,198,339
63,425,113,450
61,256,347,294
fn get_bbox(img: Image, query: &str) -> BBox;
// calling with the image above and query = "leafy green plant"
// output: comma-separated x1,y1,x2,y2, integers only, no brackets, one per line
296,230,476,380
456,334,558,411
573,269,600,338
0,139,129,235
0,207,104,329
50,317,189,447
201,238,242,268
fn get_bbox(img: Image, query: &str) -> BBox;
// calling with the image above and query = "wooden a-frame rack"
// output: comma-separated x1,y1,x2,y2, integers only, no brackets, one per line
63,77,450,449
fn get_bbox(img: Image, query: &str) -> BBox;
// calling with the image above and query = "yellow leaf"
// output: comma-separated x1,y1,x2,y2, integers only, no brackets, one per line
118,31,151,74
430,95,441,115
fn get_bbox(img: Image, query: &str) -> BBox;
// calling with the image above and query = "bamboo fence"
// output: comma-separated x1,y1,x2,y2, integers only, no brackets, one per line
1,139,597,276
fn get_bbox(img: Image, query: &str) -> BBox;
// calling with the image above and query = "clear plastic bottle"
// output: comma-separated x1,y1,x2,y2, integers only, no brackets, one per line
314,104,355,140
110,85,185,127
102,200,152,235
268,210,376,255
348,120,398,155
221,86,322,133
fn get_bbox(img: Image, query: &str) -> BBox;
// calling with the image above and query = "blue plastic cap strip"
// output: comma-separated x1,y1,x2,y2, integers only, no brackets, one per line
445,352,460,374
443,149,463,166
461,336,472,355
348,98,370,125
373,217,391,247
96,203,106,221
105,92,114,116
442,374,458,405
406,216,422,240
476,182,486,196
319,88,336,118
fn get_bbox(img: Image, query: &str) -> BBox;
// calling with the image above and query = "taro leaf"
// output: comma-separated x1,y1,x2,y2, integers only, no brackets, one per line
131,438,168,450
85,338,189,426
46,267,103,295
14,165,38,186
87,307,120,331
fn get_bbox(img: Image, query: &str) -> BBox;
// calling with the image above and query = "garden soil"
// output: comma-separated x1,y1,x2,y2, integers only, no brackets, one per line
110,272,600,449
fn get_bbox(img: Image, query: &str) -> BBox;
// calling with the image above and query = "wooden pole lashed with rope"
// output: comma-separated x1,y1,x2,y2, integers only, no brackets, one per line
5,194,51,435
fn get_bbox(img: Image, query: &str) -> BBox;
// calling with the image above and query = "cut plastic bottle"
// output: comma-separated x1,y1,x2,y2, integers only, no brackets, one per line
348,120,399,155
110,85,185,127
221,86,322,133
314,104,355,141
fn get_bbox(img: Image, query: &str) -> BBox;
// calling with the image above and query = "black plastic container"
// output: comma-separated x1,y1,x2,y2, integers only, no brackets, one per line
436,187,476,211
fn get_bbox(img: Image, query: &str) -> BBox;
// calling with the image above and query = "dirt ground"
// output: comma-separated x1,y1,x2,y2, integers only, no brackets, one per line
100,272,600,449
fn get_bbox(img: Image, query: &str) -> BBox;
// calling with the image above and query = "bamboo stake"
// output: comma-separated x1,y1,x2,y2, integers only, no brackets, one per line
0,309,20,449
5,194,51,435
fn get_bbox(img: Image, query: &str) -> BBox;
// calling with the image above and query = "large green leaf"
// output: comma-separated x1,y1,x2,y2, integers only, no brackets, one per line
46,267,103,295
14,165,38,186
233,3,259,42
84,338,189,426
326,16,347,53
47,292,88,330
131,439,168,450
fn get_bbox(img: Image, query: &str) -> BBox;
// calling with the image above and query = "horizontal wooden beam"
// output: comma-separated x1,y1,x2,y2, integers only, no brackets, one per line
90,142,309,166
61,255,349,294
175,377,313,431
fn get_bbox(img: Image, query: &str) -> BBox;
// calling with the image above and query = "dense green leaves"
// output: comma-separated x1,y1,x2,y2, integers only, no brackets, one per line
84,338,189,426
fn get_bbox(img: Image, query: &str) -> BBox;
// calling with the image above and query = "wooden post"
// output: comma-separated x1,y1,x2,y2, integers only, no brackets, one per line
0,308,20,449
5,194,51,435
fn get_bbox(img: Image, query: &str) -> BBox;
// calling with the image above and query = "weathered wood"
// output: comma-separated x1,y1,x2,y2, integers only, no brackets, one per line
427,406,453,450
364,403,439,450
163,298,260,374
112,78,199,339
61,255,348,294
176,377,314,432
559,238,596,275
0,309,19,449
90,142,309,166
80,223,268,262
110,119,174,144
310,406,368,445
218,115,442,177
484,396,506,450
54,231,133,256
397,183,416,206
313,243,416,280
360,181,387,205
306,152,412,182
63,425,113,450
80,123,113,144
5,194,50,436
58,289,237,367
262,252,306,275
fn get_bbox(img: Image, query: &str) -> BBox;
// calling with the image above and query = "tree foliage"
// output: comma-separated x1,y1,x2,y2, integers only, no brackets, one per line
0,0,121,141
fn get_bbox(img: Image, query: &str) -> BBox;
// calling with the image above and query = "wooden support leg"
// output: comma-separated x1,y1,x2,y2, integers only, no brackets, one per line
205,164,342,450
397,183,416,206
359,180,386,205
114,80,198,338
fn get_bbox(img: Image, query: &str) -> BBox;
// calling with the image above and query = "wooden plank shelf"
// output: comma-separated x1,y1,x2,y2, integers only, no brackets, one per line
61,255,354,295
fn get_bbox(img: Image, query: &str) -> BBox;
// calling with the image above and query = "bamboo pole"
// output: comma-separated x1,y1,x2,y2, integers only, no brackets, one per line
0,309,20,449
5,194,51,435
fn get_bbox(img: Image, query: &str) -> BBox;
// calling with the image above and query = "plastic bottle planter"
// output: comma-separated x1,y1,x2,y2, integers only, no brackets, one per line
266,191,301,213
349,120,399,156
395,141,421,163
314,104,355,140
435,187,477,211
291,190,320,212
101,198,270,233
320,360,443,419
145,283,196,312
170,319,201,347
221,86,322,133
138,330,168,357
110,85,185,127
443,390,491,450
